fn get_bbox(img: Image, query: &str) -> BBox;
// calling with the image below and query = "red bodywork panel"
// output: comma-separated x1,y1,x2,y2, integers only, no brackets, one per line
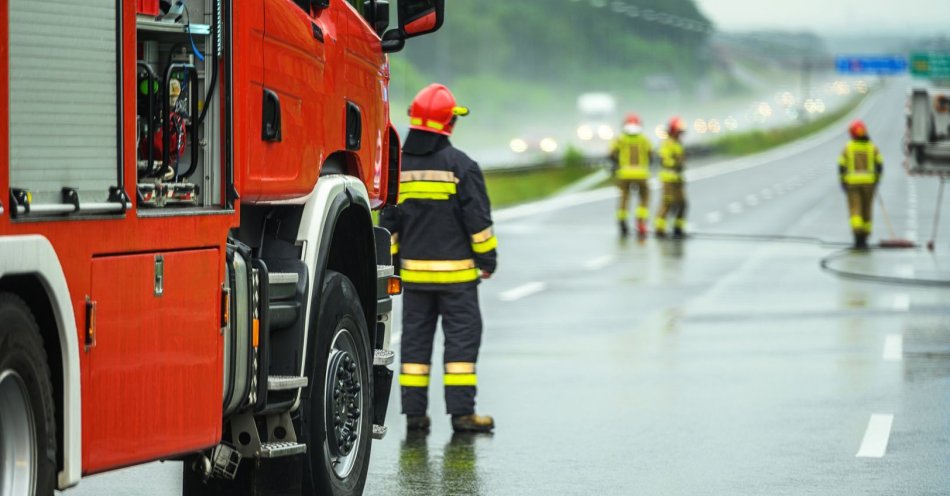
0,0,394,475
242,0,392,203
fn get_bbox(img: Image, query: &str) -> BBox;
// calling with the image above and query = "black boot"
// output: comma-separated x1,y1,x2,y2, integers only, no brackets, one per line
406,415,431,433
853,233,868,250
619,221,629,238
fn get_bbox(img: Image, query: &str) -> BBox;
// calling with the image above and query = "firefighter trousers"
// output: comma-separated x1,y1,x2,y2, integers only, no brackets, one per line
399,286,483,416
617,178,650,221
845,183,876,235
655,182,687,231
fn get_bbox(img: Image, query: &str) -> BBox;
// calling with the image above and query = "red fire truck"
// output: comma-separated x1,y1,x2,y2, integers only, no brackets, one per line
0,0,443,494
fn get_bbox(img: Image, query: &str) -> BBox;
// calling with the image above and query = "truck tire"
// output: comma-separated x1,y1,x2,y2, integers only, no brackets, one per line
301,271,373,496
0,293,57,496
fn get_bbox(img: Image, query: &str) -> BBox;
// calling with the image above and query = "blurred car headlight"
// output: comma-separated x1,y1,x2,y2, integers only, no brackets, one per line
510,138,528,153
539,138,558,153
577,125,594,141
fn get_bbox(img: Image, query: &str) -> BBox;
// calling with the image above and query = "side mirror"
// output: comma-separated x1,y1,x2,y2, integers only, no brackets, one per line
398,0,444,38
381,28,405,54
369,0,391,36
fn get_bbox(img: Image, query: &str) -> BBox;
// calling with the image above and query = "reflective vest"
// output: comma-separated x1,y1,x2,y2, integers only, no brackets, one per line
611,134,652,180
838,140,881,185
658,138,684,183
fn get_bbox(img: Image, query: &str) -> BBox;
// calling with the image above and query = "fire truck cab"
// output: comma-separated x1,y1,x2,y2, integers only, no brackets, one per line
0,1,443,495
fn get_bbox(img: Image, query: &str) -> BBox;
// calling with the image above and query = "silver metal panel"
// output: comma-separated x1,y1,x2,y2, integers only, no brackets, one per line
267,375,309,391
9,0,118,204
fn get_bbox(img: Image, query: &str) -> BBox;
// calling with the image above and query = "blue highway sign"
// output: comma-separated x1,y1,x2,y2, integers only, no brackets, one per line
836,55,908,75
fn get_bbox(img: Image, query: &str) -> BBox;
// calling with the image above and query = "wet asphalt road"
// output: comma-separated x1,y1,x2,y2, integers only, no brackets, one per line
62,81,950,495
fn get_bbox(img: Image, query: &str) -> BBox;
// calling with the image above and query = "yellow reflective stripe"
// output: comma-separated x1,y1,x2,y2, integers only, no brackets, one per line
471,227,494,243
850,215,864,228
659,170,681,182
426,120,445,131
410,117,424,126
635,206,649,219
844,175,876,184
399,181,457,195
390,242,400,255
472,236,498,254
399,374,430,387
401,268,480,284
617,209,629,221
444,373,477,386
398,192,451,203
401,363,431,375
401,170,458,183
402,259,476,271
445,362,476,374
616,167,649,180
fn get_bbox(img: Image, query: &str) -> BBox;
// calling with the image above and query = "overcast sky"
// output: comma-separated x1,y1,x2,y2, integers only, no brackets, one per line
694,0,950,35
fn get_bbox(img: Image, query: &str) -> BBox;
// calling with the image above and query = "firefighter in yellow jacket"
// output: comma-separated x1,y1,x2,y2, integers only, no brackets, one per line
838,119,883,249
655,117,687,238
380,84,497,434
610,113,654,238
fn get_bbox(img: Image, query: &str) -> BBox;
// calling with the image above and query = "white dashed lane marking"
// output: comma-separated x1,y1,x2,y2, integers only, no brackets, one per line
499,282,547,302
705,211,723,224
856,414,894,458
583,255,616,271
745,194,759,206
728,202,743,214
892,293,910,311
883,334,903,362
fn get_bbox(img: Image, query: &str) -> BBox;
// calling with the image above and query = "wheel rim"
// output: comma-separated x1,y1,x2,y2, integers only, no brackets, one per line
0,370,37,496
323,328,364,480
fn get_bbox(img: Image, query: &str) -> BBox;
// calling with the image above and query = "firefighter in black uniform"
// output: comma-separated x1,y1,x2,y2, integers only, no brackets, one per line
380,83,497,433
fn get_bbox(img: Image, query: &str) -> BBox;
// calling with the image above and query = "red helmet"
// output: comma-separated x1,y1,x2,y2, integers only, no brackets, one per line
408,83,469,136
849,119,868,139
667,117,686,136
622,113,642,134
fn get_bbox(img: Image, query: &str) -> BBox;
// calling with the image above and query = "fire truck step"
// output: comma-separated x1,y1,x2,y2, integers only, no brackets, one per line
372,424,387,440
267,272,300,301
267,375,308,391
258,441,307,459
373,349,395,366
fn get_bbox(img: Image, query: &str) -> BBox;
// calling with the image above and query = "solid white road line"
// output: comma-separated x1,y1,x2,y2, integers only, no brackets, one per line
499,282,547,302
883,334,903,362
705,211,723,224
584,255,616,271
892,293,910,311
856,414,894,458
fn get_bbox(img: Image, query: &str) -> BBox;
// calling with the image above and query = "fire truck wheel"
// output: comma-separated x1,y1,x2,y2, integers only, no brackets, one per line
303,271,373,496
0,294,57,496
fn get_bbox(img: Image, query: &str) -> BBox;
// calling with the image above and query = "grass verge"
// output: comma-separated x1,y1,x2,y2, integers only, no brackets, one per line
708,94,867,156
484,149,593,208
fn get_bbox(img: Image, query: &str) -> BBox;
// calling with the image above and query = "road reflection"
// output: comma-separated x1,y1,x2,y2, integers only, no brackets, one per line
398,432,486,496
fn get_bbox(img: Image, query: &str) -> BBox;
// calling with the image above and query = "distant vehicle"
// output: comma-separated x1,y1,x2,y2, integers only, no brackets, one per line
576,92,618,143
906,87,950,176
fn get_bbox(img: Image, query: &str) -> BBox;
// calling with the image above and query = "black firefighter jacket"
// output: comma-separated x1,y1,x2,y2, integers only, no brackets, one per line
380,131,497,290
